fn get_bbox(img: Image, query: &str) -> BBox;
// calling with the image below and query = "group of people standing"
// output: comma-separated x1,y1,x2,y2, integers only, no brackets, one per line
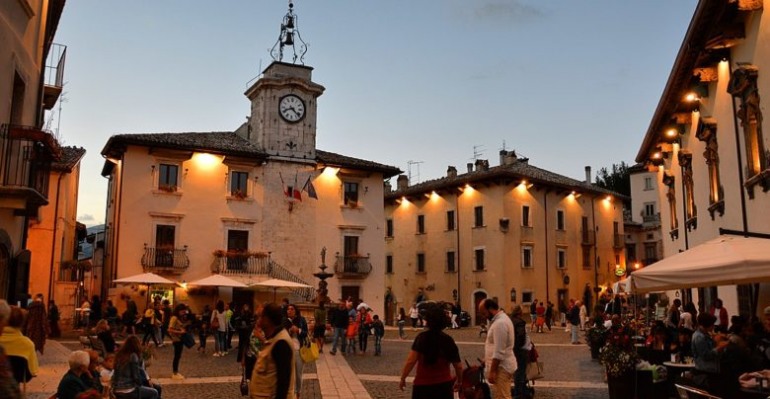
399,298,533,399
327,299,385,356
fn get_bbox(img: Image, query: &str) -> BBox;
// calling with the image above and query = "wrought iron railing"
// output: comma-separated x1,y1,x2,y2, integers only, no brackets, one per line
45,43,66,88
642,214,660,223
213,252,271,275
268,261,315,302
141,245,189,274
0,124,58,198
334,255,373,278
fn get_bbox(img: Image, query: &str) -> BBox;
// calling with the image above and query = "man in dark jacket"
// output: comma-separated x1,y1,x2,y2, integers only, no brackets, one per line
510,305,529,399
329,301,349,355
569,300,582,344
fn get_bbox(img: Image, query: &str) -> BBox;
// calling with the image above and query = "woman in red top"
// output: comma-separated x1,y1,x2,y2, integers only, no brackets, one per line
535,302,546,333
399,303,463,399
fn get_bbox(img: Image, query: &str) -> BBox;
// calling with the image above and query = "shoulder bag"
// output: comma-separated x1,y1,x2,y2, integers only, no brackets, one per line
299,337,319,363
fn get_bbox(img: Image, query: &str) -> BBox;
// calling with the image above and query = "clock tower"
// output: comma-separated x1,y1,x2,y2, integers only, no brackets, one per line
244,3,324,160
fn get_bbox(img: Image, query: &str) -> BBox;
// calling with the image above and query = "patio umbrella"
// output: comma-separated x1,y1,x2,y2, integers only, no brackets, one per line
113,272,176,306
250,278,312,301
114,272,175,285
187,274,248,288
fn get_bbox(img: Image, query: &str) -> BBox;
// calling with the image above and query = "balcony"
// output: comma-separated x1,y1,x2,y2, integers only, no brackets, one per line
642,214,660,224
141,245,189,274
0,124,60,214
43,43,66,110
212,251,271,275
334,254,372,279
581,229,595,246
613,234,625,250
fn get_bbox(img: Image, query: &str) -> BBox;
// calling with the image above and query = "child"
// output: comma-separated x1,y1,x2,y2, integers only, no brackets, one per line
346,315,358,355
371,315,385,356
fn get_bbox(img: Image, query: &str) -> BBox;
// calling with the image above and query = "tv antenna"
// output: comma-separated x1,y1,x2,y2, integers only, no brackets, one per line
470,145,485,161
407,160,424,184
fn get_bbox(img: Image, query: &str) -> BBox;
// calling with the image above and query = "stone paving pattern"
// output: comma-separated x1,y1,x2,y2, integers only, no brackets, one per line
31,325,611,398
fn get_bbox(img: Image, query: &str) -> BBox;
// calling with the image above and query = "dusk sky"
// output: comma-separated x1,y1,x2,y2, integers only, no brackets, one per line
52,1,698,226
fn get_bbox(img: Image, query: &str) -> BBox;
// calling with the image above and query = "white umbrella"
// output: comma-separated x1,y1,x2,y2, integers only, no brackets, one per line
250,278,312,301
113,272,176,306
113,272,175,285
356,302,370,310
187,274,248,288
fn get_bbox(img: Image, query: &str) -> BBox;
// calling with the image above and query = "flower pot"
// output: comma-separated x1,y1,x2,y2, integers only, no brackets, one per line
607,370,635,399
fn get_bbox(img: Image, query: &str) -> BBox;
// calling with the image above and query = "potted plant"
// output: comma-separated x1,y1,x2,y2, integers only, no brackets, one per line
599,323,640,399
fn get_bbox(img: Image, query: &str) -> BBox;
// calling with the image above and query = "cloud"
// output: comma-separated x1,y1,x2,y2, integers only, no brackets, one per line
79,214,95,222
472,1,545,24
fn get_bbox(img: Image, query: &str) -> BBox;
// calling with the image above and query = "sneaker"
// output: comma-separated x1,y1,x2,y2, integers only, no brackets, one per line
213,352,221,357
330,351,336,356
171,373,184,380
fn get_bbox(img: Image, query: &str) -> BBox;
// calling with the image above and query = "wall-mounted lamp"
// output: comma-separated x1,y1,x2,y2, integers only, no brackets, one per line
663,126,682,142
150,165,155,174
510,288,517,302
519,180,533,189
570,191,582,199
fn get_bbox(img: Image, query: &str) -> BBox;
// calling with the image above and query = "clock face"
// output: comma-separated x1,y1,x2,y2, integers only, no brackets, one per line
279,94,306,123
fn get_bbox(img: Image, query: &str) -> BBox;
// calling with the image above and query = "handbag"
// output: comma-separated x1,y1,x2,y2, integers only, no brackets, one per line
299,338,319,363
211,313,220,330
526,361,544,381
240,364,249,396
182,331,195,349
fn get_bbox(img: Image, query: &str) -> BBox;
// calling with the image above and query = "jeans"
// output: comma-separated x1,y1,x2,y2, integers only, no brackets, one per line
215,330,227,353
294,347,304,395
347,337,357,354
143,325,159,346
172,341,183,373
359,331,369,353
331,327,346,353
114,386,158,399
570,323,579,343
374,335,382,355
513,349,528,398
397,320,405,339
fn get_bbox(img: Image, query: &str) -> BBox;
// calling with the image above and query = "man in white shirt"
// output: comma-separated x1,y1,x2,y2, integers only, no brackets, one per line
478,298,517,399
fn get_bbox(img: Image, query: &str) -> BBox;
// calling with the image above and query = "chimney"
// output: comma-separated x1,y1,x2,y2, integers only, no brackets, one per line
397,174,409,191
585,166,592,184
467,163,474,173
475,159,489,172
384,180,392,194
499,150,507,166
447,166,457,179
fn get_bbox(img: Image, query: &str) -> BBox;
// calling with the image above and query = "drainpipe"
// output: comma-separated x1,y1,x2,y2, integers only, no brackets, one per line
455,192,461,310
543,190,550,304
680,164,690,250
47,172,65,302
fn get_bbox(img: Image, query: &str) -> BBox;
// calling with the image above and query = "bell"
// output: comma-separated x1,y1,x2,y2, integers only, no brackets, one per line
284,32,294,46
285,16,294,29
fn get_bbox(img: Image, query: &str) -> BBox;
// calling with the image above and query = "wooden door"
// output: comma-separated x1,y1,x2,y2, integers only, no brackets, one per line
474,291,488,326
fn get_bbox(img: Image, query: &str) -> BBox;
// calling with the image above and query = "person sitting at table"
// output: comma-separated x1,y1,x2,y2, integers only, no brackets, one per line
673,327,694,360
689,312,732,397
645,321,671,364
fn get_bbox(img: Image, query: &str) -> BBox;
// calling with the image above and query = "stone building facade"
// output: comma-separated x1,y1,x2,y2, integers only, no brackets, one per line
636,0,769,316
384,153,625,325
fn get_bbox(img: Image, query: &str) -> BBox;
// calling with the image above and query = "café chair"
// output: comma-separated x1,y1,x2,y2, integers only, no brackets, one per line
675,384,723,399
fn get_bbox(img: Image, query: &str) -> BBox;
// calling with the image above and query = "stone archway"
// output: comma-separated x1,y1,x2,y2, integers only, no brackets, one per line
472,290,488,326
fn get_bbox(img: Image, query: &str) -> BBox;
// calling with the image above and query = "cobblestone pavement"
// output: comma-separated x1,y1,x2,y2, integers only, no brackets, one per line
51,324,611,398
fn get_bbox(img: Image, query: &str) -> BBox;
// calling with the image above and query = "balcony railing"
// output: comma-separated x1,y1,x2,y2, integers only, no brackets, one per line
642,214,660,223
334,254,373,278
0,124,59,208
581,229,595,246
43,43,66,110
213,252,271,275
141,245,189,274
613,234,625,249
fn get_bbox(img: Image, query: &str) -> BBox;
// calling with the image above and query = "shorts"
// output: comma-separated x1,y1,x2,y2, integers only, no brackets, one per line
313,324,326,339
